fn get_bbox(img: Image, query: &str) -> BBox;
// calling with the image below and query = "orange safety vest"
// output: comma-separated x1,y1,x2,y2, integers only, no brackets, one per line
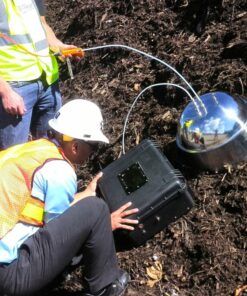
0,139,65,239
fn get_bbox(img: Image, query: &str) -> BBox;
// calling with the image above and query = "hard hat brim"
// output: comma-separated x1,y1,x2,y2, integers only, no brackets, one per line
48,119,109,144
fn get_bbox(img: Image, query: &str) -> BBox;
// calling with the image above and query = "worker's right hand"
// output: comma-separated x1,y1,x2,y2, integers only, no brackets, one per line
1,86,26,116
72,172,103,205
82,172,103,197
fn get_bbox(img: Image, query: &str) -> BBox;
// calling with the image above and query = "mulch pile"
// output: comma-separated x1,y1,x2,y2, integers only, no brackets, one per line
40,1,247,295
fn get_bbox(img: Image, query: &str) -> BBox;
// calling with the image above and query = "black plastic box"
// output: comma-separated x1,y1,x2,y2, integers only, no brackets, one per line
98,139,194,246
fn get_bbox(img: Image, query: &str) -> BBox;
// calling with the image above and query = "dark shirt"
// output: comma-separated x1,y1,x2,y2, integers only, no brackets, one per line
35,0,46,16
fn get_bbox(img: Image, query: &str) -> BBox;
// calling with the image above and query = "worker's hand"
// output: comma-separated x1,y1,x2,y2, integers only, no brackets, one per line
72,172,103,205
50,41,82,61
83,172,103,197
111,202,139,231
52,43,83,62
0,81,26,116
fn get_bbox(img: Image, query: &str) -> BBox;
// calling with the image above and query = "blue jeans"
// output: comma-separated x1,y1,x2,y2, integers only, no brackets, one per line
0,79,62,150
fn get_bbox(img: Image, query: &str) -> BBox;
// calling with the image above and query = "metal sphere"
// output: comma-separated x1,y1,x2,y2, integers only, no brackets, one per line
176,92,247,170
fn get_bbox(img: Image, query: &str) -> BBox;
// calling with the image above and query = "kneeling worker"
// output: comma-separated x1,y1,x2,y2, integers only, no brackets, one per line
0,99,139,296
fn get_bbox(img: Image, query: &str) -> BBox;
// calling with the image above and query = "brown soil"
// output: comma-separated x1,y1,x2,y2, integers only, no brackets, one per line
40,1,246,295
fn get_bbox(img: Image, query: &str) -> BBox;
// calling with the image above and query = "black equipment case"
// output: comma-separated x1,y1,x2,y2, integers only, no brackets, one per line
98,139,194,246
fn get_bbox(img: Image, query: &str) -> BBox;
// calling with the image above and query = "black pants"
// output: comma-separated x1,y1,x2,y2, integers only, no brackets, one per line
0,197,118,296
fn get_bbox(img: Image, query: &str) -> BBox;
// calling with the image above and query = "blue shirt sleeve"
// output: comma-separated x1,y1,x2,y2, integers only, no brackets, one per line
31,159,77,223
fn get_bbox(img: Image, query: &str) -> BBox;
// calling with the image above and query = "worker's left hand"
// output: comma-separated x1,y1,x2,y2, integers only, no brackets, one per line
111,202,139,231
50,42,82,60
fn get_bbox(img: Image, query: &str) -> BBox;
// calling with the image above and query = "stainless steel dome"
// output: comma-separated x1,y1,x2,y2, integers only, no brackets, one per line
176,91,247,170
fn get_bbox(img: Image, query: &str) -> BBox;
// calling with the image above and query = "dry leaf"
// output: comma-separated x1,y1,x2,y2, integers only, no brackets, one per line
223,163,232,174
174,265,183,278
162,110,172,120
188,35,196,43
235,285,247,296
134,127,140,145
146,260,163,288
236,12,247,19
92,82,99,92
134,64,144,69
134,83,141,91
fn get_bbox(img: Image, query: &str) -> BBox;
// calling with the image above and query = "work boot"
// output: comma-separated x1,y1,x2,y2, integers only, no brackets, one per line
82,269,129,296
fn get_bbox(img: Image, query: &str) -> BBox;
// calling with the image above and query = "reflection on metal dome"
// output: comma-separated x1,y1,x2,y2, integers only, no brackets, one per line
176,92,247,170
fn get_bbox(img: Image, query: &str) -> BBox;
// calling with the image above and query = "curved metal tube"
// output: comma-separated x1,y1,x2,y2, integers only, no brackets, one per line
83,44,207,116
122,83,196,154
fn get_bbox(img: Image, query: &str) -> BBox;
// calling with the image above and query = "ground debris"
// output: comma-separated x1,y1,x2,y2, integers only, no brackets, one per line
42,1,247,295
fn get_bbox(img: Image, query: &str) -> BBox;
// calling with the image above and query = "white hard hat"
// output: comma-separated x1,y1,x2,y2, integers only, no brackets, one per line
48,99,109,143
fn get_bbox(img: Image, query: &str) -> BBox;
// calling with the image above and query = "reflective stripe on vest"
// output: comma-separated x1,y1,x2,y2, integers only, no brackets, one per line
20,197,45,226
0,0,58,85
0,139,65,239
0,1,47,50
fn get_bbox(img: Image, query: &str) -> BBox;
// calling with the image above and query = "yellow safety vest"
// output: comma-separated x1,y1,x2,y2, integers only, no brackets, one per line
0,0,58,85
0,139,65,239
184,119,193,128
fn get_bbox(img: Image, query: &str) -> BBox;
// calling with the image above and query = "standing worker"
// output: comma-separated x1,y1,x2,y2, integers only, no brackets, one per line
0,98,139,296
0,0,80,150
